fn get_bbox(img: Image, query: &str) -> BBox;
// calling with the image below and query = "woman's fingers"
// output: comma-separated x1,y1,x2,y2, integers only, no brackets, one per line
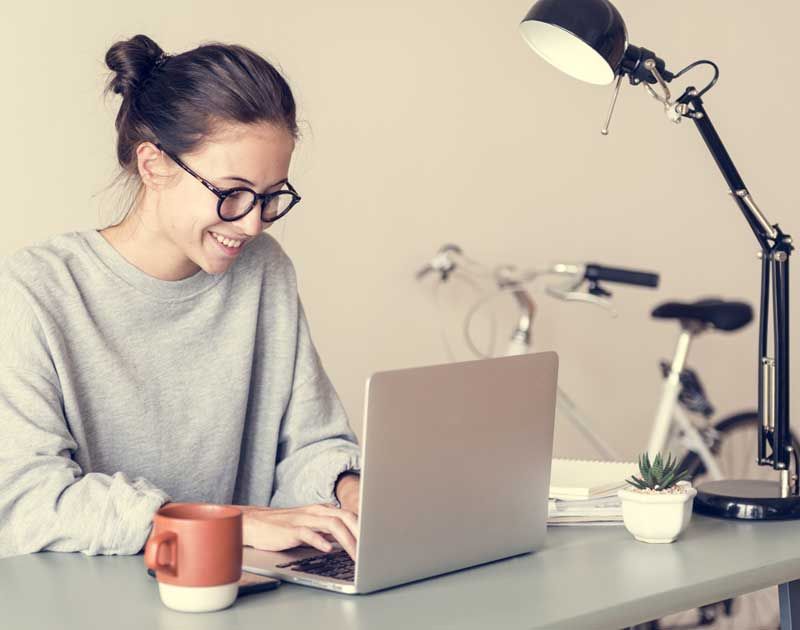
305,505,360,542
299,514,357,559
296,526,334,554
333,509,359,542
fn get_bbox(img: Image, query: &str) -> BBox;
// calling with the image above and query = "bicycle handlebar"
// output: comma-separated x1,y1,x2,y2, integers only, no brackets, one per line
416,245,661,300
584,263,659,288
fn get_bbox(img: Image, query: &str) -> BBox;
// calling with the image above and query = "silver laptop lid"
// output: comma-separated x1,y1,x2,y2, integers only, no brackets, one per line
354,351,558,593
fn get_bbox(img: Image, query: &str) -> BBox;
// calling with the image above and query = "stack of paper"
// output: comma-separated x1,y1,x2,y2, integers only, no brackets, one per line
547,458,637,527
548,495,623,526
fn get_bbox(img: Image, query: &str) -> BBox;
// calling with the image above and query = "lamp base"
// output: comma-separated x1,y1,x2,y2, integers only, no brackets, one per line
694,480,800,520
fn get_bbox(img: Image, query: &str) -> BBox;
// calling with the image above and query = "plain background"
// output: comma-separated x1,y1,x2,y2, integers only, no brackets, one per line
1,1,796,461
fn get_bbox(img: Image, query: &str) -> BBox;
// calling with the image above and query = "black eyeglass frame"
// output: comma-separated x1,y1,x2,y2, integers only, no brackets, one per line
155,142,301,223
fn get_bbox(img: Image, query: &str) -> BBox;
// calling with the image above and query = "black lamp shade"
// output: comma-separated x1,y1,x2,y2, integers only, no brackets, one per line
519,0,627,85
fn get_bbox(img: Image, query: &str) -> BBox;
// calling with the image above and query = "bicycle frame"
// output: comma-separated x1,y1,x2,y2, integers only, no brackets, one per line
644,327,724,480
503,278,724,478
522,335,723,479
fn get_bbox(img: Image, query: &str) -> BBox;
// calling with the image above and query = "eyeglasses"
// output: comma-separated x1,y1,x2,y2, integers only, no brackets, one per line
155,143,301,223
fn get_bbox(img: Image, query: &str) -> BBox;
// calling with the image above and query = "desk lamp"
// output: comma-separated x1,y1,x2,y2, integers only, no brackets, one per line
519,0,800,519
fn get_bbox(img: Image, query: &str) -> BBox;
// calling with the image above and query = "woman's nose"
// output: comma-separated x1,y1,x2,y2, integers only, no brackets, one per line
238,203,266,236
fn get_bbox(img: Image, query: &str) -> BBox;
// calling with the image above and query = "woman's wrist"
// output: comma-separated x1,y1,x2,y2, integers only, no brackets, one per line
223,504,259,546
334,472,361,512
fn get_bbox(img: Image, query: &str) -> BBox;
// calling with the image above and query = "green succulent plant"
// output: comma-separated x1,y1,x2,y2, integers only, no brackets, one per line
626,452,691,491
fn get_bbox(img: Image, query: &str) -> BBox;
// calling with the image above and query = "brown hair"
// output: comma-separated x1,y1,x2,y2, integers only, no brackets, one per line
103,34,298,222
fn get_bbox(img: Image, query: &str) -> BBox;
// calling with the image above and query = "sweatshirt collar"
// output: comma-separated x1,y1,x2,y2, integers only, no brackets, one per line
80,229,226,300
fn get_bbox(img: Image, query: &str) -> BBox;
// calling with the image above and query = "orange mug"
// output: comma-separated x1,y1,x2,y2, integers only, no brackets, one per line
144,502,243,612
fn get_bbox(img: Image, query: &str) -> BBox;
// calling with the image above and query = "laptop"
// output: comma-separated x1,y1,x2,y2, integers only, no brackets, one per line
242,351,558,594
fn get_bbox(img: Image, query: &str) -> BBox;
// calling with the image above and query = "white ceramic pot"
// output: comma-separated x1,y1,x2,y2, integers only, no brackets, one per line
618,481,697,543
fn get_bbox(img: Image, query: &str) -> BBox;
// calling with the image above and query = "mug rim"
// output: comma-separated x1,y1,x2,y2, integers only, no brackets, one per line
156,502,242,522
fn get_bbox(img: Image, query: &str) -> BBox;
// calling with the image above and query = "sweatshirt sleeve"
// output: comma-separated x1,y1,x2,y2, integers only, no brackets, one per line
270,298,361,508
0,279,171,559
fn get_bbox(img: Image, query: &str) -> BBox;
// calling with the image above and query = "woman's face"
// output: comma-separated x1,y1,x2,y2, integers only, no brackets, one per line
155,121,295,277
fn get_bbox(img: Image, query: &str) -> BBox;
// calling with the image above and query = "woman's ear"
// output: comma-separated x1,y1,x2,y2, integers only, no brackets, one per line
135,141,174,190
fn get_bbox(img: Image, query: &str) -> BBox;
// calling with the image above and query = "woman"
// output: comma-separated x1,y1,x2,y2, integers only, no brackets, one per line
0,35,361,560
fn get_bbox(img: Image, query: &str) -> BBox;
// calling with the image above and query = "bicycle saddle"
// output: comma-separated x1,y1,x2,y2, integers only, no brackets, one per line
651,299,753,331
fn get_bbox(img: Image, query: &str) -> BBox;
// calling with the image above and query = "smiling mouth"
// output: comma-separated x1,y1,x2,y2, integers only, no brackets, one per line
208,231,246,248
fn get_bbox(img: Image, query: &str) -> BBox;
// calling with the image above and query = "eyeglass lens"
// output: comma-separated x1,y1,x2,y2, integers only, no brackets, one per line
219,190,295,221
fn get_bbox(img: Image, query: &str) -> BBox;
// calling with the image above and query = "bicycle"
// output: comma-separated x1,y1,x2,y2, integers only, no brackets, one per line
416,244,800,630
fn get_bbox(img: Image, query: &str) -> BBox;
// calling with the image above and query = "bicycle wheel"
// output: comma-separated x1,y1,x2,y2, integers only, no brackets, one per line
682,411,800,483
656,411,800,630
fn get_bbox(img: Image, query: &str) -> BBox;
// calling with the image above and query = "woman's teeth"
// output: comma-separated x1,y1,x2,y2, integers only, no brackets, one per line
210,231,243,248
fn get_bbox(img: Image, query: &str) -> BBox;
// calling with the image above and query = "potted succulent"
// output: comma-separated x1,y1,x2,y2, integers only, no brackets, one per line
618,452,697,544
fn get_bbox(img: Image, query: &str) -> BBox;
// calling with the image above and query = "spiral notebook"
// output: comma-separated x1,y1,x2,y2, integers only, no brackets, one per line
549,458,637,500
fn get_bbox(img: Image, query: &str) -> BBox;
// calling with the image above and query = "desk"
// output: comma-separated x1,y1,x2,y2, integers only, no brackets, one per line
2,515,800,630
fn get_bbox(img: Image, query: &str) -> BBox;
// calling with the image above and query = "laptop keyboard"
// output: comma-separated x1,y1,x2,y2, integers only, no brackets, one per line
276,550,355,582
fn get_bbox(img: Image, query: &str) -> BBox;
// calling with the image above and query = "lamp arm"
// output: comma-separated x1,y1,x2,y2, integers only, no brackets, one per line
680,91,795,488
677,92,775,246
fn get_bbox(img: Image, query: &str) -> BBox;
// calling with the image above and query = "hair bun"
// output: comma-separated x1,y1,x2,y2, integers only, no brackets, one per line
105,34,166,98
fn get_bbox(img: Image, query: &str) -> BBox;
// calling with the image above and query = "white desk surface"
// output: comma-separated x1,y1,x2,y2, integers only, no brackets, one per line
3,515,800,630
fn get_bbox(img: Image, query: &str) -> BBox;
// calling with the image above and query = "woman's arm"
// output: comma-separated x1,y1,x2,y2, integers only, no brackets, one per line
0,283,170,559
269,297,361,508
230,289,363,558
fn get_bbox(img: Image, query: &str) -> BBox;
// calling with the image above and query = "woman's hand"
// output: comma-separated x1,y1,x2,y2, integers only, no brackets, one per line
239,504,359,560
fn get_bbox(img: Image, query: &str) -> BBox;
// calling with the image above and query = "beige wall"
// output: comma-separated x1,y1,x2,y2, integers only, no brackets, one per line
2,1,797,460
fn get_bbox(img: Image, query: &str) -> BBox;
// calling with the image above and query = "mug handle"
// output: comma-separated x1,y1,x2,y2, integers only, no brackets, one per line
144,531,178,577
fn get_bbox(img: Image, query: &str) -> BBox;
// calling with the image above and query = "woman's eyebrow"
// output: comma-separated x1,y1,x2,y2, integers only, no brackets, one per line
221,175,288,191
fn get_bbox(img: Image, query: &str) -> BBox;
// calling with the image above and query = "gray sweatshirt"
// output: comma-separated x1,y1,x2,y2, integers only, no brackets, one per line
0,229,361,559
